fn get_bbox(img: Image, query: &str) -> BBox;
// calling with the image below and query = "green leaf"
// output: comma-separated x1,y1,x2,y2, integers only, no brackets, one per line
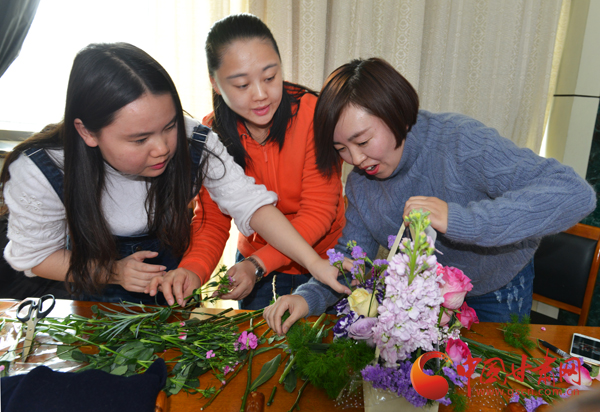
138,347,155,362
48,330,77,344
170,363,191,395
56,346,86,362
250,354,281,392
91,305,98,314
283,366,297,393
71,349,88,362
158,307,172,322
111,365,128,375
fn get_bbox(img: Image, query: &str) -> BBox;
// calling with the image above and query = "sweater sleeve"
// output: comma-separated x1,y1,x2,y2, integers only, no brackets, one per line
178,189,232,284
294,174,380,316
191,124,277,237
3,155,67,276
294,275,348,317
443,118,596,246
252,95,344,273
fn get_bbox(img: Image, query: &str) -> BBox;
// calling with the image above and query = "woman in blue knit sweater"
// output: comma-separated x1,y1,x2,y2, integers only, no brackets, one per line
264,57,596,335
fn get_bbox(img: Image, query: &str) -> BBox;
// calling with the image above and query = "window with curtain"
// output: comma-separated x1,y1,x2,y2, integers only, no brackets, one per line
0,0,247,309
0,0,248,133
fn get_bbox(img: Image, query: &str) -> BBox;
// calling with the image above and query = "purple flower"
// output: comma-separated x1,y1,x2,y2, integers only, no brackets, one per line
333,311,360,339
347,317,377,346
437,396,451,406
206,350,215,359
442,366,467,387
327,249,345,265
387,235,396,249
223,365,233,375
362,362,428,408
509,392,520,403
334,298,350,316
350,259,365,277
351,245,366,259
524,396,547,412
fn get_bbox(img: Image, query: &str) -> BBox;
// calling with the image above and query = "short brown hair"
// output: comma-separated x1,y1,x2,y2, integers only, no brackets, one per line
314,58,419,177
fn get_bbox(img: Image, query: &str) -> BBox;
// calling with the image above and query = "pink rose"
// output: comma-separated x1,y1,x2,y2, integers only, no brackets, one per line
563,359,592,386
446,338,471,365
438,265,473,310
456,302,479,330
439,308,452,327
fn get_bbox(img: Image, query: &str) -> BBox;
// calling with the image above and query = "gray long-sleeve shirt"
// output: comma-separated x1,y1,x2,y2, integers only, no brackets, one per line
296,110,596,316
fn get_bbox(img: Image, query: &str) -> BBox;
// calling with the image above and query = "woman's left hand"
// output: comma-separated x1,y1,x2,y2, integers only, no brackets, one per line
403,196,449,233
218,260,257,301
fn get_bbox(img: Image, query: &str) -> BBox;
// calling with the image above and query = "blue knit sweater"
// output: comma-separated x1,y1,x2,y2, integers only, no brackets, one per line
296,110,597,316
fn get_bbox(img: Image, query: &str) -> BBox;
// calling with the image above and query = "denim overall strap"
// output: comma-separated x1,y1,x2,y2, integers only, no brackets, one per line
189,124,208,191
24,148,64,203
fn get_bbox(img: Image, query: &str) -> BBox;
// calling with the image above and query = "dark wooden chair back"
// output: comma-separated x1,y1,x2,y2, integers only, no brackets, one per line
532,223,600,326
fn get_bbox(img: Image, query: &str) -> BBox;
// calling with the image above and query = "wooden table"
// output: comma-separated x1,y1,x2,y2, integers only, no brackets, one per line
1,299,599,412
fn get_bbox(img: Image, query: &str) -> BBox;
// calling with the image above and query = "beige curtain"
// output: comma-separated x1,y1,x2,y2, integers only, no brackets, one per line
156,0,250,309
249,0,565,153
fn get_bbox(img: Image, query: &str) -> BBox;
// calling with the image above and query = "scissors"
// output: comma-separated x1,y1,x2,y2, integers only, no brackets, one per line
16,294,55,361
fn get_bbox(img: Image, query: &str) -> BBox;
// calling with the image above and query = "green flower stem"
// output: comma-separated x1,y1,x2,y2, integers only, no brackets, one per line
287,379,310,412
240,348,256,412
267,386,277,406
506,375,534,390
201,353,250,410
248,319,266,333
311,313,326,331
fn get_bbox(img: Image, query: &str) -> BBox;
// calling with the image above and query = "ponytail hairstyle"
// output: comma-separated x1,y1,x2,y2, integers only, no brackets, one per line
0,42,201,294
205,13,315,169
314,58,419,178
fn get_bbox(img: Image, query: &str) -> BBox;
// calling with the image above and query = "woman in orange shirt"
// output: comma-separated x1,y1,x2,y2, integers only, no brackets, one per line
179,14,345,309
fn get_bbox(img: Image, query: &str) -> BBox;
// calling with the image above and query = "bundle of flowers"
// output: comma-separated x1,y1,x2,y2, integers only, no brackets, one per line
327,210,478,410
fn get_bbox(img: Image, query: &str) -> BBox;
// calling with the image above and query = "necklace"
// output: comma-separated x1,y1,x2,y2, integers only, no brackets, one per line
244,123,270,145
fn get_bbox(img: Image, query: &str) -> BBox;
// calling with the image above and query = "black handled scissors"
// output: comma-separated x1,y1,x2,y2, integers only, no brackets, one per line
16,294,55,361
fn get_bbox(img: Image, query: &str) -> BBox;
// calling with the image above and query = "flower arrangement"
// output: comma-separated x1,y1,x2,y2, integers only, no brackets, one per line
328,210,478,410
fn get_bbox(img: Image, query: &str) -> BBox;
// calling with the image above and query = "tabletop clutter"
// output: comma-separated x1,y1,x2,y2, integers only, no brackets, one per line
0,212,598,412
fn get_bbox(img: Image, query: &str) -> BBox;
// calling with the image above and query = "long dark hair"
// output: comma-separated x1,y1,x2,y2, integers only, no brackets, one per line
0,43,203,294
314,58,419,178
205,13,315,169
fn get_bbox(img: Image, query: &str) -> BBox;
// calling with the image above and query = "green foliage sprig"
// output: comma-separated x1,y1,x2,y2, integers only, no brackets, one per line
3,268,263,399
500,314,535,353
285,319,375,399
38,303,262,397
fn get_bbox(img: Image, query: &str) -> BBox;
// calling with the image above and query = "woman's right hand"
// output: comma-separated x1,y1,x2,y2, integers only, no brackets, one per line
218,260,257,301
305,257,352,295
113,250,166,292
263,295,310,335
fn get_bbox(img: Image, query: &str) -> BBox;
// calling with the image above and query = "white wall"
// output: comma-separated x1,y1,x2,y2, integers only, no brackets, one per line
545,0,600,178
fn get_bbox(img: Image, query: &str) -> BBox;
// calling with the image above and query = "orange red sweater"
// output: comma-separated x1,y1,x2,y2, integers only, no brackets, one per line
178,92,345,284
